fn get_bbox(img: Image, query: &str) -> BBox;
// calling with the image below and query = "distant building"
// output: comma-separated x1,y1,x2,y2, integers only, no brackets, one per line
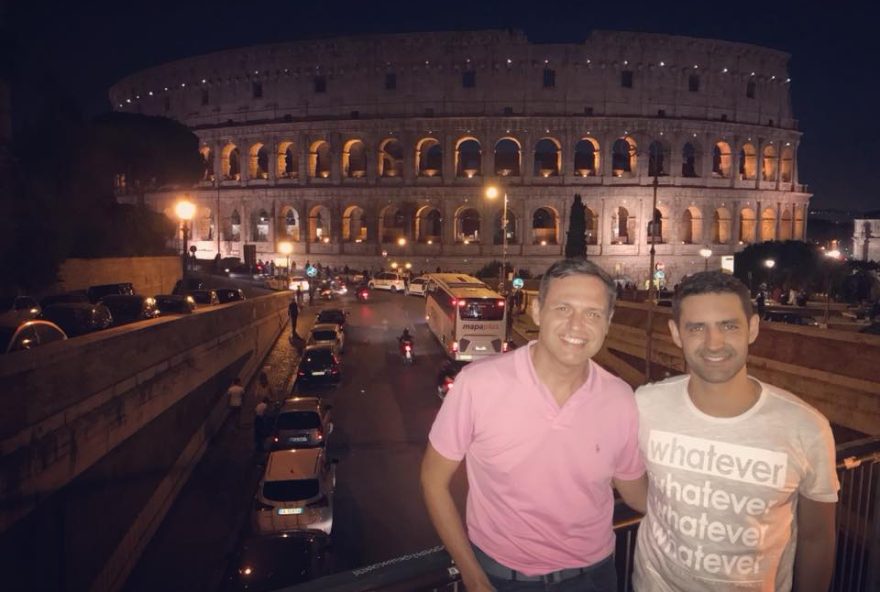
853,219,880,262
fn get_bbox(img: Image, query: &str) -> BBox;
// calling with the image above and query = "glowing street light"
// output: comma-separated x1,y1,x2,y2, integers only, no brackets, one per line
485,184,509,292
699,247,713,272
175,198,196,276
278,241,293,276
397,237,407,247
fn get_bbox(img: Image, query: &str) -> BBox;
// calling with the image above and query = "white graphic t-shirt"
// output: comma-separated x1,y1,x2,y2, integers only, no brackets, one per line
633,376,839,591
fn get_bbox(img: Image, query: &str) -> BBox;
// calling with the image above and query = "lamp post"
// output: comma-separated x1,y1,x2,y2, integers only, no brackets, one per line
175,198,196,277
645,173,659,381
278,241,293,277
823,249,841,327
699,247,713,272
486,185,509,293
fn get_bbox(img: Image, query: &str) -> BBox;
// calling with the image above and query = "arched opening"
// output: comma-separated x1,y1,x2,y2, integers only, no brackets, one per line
681,142,701,177
612,206,634,244
309,205,331,242
646,208,666,243
760,207,777,240
196,206,213,241
712,141,731,177
680,207,703,244
534,138,561,177
342,205,367,241
713,207,731,244
585,207,598,245
794,205,805,239
648,140,669,177
739,208,757,243
739,143,757,180
415,207,442,243
779,208,793,240
249,143,269,179
762,144,778,182
456,208,481,242
574,138,599,176
493,210,518,245
253,209,270,241
221,143,240,180
378,138,404,177
494,138,521,176
309,141,331,178
611,137,637,177
343,139,367,178
229,209,241,241
379,205,406,243
532,207,558,244
200,146,214,181
416,138,442,177
280,207,300,242
780,146,794,183
276,141,298,179
455,138,482,178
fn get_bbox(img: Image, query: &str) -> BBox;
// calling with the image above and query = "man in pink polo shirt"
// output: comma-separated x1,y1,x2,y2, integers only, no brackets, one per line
422,259,647,591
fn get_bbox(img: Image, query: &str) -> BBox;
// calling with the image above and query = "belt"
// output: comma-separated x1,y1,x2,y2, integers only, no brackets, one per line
472,544,611,584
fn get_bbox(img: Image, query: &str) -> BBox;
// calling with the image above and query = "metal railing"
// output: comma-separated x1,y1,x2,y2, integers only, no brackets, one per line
283,438,880,592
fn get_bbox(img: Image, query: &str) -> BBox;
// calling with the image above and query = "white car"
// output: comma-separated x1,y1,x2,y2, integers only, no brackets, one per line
252,448,336,535
368,272,406,293
288,277,311,292
405,277,429,297
307,323,345,355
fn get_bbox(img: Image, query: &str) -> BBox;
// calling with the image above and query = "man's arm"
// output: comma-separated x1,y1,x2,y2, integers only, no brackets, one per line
613,473,648,514
793,496,836,592
420,444,494,592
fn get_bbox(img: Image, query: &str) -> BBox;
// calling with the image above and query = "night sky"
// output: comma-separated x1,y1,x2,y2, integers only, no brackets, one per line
8,0,879,212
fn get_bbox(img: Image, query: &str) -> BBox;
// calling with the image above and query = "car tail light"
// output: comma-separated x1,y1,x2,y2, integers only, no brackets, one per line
272,436,280,443
298,370,305,376
502,341,509,352
497,300,505,307
331,366,339,375
404,344,411,352
451,341,459,353
316,430,323,441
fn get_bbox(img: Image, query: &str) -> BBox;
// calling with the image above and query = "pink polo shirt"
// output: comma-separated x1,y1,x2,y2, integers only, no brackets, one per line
429,342,644,575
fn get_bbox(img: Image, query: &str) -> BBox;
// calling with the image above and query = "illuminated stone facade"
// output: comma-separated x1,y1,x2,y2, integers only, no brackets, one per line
853,220,880,262
111,29,809,283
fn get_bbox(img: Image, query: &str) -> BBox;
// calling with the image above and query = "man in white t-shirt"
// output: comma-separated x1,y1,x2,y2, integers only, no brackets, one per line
634,271,838,592
226,377,245,427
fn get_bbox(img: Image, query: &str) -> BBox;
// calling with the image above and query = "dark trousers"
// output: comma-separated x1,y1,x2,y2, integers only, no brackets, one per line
473,544,617,592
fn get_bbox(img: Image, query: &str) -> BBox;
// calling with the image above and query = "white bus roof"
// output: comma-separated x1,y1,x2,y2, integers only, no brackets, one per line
427,274,501,299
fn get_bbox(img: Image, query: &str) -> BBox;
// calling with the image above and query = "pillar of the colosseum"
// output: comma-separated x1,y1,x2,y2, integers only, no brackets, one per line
560,130,574,178
483,135,496,178
212,141,223,183
522,131,535,182
402,131,416,183
364,135,378,182
297,133,309,185
600,132,614,178
731,203,742,246
239,141,250,185
775,201,782,240
267,138,277,183
668,136,682,180
698,134,712,179
329,132,342,184
442,133,454,182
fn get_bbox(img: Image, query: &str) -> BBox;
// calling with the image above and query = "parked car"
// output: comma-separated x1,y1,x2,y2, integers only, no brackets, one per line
100,295,160,325
307,323,345,356
268,397,333,450
295,345,342,389
40,290,89,309
184,289,219,308
288,277,311,292
0,296,41,324
154,294,197,315
0,319,68,354
172,278,204,295
252,447,337,535
405,276,429,297
314,308,347,332
221,531,333,592
763,310,819,327
87,282,134,303
215,288,246,304
40,302,114,337
368,271,406,293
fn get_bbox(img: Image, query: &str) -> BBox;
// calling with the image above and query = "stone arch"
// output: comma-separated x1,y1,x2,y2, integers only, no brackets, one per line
200,146,214,181
760,207,776,241
455,137,482,178
611,137,637,177
415,206,442,243
493,209,518,245
276,141,298,179
680,206,703,244
779,207,793,240
309,204,331,241
648,139,670,177
379,204,406,243
494,138,521,176
780,146,794,183
221,143,240,180
416,138,442,177
574,138,600,177
455,207,481,242
253,208,271,241
534,138,561,177
279,206,301,242
713,207,732,244
309,140,331,178
585,206,598,244
378,138,404,177
532,207,558,244
712,141,732,177
647,206,668,243
611,206,634,244
248,143,269,179
342,205,367,241
794,205,805,239
739,143,757,180
195,206,213,241
228,209,242,241
762,144,778,181
739,208,757,243
343,139,367,178
681,141,701,177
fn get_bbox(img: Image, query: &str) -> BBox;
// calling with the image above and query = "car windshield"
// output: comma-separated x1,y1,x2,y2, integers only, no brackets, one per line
276,411,321,430
190,292,212,303
105,299,141,316
459,299,505,321
157,298,185,312
263,479,320,501
317,311,344,324
312,331,336,341
303,350,333,365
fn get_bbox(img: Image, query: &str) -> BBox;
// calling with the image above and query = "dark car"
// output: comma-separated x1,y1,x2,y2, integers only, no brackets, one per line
0,296,41,324
314,308,347,332
268,397,333,450
185,289,219,307
40,290,90,309
87,283,134,303
295,345,341,389
0,319,68,354
154,294,196,315
100,294,160,325
40,302,114,337
221,532,333,592
216,288,246,304
763,310,818,327
172,278,204,295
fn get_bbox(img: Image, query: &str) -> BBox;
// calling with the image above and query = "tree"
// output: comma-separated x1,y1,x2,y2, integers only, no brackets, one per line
564,194,587,259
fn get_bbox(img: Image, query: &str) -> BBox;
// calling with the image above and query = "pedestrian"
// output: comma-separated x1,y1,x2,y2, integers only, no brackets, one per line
226,377,245,428
288,297,299,336
756,290,766,319
633,271,838,591
253,371,276,405
254,396,270,452
421,259,645,592
307,282,316,306
296,285,303,306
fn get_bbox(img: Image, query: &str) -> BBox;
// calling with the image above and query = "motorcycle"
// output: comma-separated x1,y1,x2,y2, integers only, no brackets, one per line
436,362,460,400
399,339,414,365
356,286,370,302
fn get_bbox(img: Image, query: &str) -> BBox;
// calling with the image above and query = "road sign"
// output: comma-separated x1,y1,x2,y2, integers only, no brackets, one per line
512,278,524,290
306,265,318,278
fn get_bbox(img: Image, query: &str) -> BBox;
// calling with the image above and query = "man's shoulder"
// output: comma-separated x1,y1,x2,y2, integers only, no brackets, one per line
459,349,520,384
589,360,635,396
759,380,832,428
634,375,688,405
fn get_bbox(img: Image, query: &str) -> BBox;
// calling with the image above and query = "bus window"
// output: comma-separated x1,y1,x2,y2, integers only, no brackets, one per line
459,299,505,321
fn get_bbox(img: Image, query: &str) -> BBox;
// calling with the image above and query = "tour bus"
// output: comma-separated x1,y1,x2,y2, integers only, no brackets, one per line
424,274,508,361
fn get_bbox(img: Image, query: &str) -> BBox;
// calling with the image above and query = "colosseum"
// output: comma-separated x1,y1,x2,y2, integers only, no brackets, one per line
110,29,808,284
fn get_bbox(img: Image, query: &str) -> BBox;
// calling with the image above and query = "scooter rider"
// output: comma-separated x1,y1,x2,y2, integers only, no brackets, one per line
398,328,413,347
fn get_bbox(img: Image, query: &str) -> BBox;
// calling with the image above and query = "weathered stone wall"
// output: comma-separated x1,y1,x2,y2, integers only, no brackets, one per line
56,256,180,297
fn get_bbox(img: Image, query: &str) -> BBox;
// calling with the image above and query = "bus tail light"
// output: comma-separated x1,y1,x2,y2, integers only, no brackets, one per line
451,341,459,353
502,341,509,352
497,300,505,307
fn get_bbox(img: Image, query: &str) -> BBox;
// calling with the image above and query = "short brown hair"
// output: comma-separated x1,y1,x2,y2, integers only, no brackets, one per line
538,259,616,313
672,272,753,323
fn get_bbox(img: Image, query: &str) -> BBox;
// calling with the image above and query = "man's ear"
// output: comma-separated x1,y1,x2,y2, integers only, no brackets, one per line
530,298,541,326
668,319,683,349
748,313,760,344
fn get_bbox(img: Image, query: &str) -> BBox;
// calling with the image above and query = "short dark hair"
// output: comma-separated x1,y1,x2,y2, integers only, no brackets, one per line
538,259,616,312
672,272,753,323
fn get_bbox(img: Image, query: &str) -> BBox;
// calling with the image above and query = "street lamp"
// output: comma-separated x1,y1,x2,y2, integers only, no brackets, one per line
278,241,293,277
823,249,841,327
486,184,509,293
699,247,713,272
175,198,196,276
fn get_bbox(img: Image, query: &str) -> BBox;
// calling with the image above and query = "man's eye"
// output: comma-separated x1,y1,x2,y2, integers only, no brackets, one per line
688,325,704,333
723,322,739,331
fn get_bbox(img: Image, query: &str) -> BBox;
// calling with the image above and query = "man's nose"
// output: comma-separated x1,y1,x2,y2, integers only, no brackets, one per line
705,326,725,349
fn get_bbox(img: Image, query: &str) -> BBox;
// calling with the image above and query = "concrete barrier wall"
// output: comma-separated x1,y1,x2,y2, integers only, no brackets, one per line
56,256,181,297
0,292,289,591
